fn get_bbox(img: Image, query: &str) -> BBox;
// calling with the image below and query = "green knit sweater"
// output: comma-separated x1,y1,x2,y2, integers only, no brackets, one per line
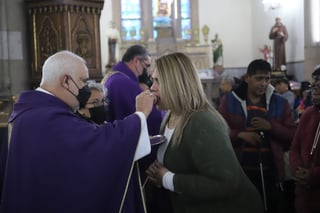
163,111,263,213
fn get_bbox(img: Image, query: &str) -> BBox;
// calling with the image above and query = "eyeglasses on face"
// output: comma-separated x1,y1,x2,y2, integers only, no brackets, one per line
144,63,151,68
86,98,107,107
139,58,151,68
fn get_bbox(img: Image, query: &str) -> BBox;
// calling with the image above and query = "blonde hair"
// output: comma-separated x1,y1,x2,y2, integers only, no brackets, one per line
155,52,228,144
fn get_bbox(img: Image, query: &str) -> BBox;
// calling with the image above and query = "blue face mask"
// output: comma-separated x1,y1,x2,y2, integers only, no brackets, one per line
68,76,91,108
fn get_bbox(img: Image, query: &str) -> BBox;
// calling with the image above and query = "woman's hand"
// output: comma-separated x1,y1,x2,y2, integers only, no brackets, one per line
146,160,169,188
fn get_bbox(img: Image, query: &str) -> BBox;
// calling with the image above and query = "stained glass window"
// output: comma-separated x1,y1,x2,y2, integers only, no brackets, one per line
180,0,191,39
120,0,193,41
121,0,142,40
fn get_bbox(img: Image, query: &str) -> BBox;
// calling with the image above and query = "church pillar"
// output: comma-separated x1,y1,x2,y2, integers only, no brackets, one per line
304,0,320,80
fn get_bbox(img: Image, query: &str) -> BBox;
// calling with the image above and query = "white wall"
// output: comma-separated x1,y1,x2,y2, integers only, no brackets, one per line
100,0,304,70
198,0,253,68
251,0,304,62
198,0,304,67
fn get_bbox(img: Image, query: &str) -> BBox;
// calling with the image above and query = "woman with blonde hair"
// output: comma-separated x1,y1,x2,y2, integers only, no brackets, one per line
146,52,263,213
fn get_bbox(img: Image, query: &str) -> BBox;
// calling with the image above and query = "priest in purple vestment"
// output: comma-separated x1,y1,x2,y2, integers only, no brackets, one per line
0,50,156,213
103,45,162,136
103,45,163,212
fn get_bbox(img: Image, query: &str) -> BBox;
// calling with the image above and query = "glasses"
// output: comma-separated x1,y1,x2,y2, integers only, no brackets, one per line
143,62,151,68
140,59,151,68
86,99,107,107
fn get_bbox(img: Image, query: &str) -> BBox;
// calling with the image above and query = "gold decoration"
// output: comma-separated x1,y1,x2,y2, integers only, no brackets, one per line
201,24,210,44
193,27,199,45
140,27,145,42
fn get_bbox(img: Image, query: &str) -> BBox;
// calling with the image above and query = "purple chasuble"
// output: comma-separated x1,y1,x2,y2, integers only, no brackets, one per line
105,61,162,136
105,62,163,212
1,90,142,213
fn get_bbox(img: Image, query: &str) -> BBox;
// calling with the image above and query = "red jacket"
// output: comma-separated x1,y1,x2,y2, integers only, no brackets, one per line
289,106,320,212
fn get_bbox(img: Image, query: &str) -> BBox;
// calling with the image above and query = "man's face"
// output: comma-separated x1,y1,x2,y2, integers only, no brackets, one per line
141,56,152,74
275,82,288,94
245,72,271,97
219,80,232,93
65,62,89,92
311,80,320,106
135,56,150,77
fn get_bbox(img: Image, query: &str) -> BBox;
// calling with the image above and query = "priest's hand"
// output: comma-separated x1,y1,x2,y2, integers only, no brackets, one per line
136,90,156,118
146,160,168,188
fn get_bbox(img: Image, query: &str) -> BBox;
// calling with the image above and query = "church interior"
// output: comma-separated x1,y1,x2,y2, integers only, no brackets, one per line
0,0,320,123
1,2,320,212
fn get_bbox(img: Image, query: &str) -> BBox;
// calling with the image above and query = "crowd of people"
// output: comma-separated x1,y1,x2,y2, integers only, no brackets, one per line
0,45,319,213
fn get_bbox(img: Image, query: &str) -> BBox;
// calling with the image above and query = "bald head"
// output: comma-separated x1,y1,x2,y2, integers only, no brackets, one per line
40,50,87,87
39,50,89,111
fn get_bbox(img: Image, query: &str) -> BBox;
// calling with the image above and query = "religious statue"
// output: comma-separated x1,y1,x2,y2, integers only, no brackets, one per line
269,17,288,71
211,33,223,72
106,21,121,69
259,45,273,65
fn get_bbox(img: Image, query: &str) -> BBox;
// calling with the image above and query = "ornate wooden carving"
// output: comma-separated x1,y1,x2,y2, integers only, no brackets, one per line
25,0,104,87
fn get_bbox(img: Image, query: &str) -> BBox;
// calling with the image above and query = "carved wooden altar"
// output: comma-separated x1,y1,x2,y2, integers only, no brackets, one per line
25,0,104,87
